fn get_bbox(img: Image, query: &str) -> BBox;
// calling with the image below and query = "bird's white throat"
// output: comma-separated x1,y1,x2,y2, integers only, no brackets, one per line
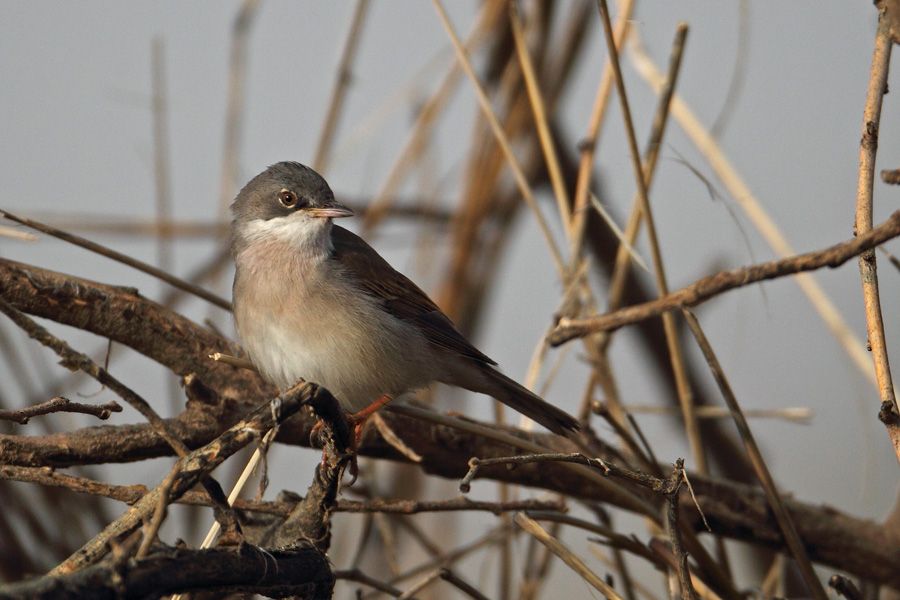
236,212,334,258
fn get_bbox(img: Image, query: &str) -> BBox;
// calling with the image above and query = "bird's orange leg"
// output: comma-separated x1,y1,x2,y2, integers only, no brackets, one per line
347,393,393,448
342,394,393,482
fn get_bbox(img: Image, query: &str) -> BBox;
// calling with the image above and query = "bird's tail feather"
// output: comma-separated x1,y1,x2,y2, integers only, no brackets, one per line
473,367,579,436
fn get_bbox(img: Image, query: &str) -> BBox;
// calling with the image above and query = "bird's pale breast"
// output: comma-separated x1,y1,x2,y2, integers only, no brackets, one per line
233,239,437,411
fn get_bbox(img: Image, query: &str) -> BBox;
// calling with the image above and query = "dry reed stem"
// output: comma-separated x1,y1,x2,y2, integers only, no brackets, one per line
329,44,455,166
551,210,900,343
397,568,442,599
681,308,827,600
511,3,630,439
526,510,660,567
855,15,898,428
595,6,706,479
357,67,456,234
0,224,37,241
569,0,636,258
360,5,490,234
629,35,877,388
509,1,572,228
150,38,173,278
514,512,624,600
589,18,689,443
313,0,370,174
0,210,232,310
217,0,260,217
431,0,565,274
623,405,812,424
603,25,689,318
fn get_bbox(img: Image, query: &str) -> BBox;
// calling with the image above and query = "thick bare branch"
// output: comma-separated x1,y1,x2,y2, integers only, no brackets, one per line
0,543,333,599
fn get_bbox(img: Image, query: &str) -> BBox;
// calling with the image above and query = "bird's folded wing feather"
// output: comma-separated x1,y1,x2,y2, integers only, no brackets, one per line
330,225,496,366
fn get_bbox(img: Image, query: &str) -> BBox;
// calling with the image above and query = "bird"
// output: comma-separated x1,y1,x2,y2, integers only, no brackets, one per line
230,161,578,443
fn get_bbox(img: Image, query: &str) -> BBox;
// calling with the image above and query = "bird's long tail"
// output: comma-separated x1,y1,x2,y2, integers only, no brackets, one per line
471,367,579,436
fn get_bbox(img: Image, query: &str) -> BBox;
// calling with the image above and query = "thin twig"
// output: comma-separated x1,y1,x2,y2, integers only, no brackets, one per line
431,0,566,274
386,403,654,516
0,210,231,310
514,512,624,600
595,7,705,479
369,525,512,596
550,210,900,344
663,460,699,600
50,382,313,574
313,0,370,173
439,568,492,600
589,546,663,600
681,308,827,600
335,569,405,598
509,1,572,228
0,297,241,546
603,24,689,318
217,0,261,216
209,351,256,370
459,452,610,493
569,0,636,258
0,396,121,424
0,465,565,517
526,510,661,567
878,245,900,272
855,10,898,445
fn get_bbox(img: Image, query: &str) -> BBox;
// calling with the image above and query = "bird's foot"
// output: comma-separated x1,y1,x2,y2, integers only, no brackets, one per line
310,394,393,485
344,394,393,483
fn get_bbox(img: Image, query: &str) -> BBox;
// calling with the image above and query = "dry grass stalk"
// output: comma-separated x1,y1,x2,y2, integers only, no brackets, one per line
0,210,231,310
681,308,827,599
514,512,624,600
569,0,636,258
629,33,878,389
509,1,572,228
313,0,371,174
431,0,565,274
595,2,707,486
217,0,261,217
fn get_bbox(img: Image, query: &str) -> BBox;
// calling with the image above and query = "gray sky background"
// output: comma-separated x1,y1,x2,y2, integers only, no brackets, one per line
2,1,898,593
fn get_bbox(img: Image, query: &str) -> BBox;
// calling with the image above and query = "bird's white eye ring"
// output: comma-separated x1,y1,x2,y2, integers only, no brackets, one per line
278,190,298,208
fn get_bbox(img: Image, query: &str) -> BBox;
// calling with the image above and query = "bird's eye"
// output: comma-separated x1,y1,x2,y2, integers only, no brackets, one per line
278,190,298,208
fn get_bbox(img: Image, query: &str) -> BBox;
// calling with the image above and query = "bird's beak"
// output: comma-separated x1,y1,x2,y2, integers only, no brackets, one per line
305,202,354,219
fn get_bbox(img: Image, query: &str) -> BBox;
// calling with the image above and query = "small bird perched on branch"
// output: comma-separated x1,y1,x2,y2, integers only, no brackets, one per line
230,162,578,443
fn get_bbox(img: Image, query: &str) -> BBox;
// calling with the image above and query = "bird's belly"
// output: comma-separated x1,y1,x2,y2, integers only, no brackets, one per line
236,281,435,412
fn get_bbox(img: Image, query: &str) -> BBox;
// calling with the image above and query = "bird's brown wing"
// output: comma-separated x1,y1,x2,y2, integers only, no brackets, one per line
330,225,497,366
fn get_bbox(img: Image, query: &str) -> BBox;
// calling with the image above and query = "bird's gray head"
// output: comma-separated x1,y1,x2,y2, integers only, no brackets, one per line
230,161,353,255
